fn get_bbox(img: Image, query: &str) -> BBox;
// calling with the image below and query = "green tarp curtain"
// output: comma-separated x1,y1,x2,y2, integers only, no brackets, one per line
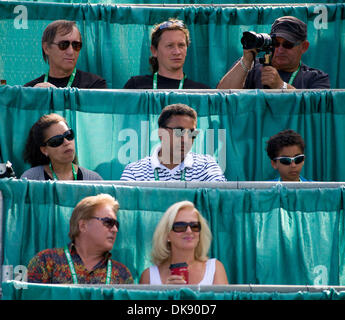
11,0,341,4
0,2,343,88
1,86,345,181
1,179,345,285
2,281,345,300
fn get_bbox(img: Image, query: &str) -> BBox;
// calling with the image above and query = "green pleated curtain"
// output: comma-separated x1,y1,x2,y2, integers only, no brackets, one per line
9,0,341,4
1,86,345,182
2,281,345,300
0,2,344,88
1,179,345,286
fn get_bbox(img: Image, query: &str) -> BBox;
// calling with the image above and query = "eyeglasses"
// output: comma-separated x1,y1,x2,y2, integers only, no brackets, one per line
274,154,305,166
163,126,199,139
172,221,201,233
272,39,301,50
90,217,120,230
51,40,82,51
41,129,75,148
159,20,185,30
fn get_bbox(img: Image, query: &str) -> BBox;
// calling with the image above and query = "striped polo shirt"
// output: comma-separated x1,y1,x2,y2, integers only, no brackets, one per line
120,146,226,182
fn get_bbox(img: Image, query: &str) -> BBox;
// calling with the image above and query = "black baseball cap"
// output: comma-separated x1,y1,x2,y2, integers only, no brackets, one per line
270,16,307,43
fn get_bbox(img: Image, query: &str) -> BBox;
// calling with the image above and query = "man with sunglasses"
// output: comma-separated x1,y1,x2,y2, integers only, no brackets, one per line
24,20,107,89
28,194,133,284
217,16,330,89
121,103,226,181
266,129,310,182
123,19,209,89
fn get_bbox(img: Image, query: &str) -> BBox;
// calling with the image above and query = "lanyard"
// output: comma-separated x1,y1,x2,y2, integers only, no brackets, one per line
153,72,186,89
288,62,301,85
64,245,112,284
154,167,186,181
44,67,77,87
49,162,77,180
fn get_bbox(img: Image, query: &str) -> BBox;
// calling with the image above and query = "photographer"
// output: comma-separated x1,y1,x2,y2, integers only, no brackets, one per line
217,16,330,90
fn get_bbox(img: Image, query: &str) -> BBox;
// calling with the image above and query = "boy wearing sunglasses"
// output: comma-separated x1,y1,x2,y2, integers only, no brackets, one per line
24,20,107,89
266,129,309,182
218,16,330,90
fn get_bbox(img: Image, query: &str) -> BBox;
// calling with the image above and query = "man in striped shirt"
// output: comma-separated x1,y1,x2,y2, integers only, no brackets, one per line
120,103,226,182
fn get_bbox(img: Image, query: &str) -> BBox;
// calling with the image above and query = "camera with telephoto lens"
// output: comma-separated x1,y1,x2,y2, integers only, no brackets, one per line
241,31,273,52
241,31,274,67
0,161,16,178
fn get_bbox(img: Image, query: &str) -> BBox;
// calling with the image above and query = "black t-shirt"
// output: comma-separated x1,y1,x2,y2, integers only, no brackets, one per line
123,74,210,89
244,61,330,89
43,167,83,180
24,69,107,89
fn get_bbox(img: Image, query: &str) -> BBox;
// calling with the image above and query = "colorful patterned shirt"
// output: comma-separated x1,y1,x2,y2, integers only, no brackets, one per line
27,243,133,284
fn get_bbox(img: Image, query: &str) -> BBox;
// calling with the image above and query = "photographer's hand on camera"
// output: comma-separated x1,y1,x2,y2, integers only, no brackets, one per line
261,66,283,89
242,49,256,69
261,65,295,89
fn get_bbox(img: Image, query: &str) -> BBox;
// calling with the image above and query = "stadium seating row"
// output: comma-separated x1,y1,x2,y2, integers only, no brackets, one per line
1,86,345,182
0,2,344,88
1,179,345,286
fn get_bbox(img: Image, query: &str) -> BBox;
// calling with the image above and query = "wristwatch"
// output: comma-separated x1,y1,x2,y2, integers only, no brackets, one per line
281,81,287,89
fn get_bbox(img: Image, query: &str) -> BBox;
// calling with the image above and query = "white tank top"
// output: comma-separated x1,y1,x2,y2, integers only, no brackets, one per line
149,258,216,285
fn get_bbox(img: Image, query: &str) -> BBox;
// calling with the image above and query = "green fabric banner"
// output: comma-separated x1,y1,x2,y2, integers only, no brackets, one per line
0,2,343,88
1,179,345,286
1,86,345,182
10,0,340,4
2,281,345,300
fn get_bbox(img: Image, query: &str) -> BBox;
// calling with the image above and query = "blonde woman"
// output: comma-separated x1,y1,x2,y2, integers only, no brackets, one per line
140,201,228,285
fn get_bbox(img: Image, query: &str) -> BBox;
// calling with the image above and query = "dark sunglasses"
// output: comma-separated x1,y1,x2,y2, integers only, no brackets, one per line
274,154,305,166
163,126,199,139
91,217,120,230
172,221,201,233
51,40,82,51
159,20,185,30
272,39,301,50
41,129,75,148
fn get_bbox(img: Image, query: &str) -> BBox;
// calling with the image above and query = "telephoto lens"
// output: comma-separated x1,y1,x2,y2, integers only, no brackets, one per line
241,31,272,52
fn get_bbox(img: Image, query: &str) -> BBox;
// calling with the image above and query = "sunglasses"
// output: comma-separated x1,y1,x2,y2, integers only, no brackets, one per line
91,217,120,230
172,221,201,233
163,126,199,139
272,39,301,50
42,129,75,148
159,20,185,30
51,40,82,51
274,154,305,166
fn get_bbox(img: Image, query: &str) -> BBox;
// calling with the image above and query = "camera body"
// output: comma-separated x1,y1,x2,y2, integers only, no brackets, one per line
241,31,275,66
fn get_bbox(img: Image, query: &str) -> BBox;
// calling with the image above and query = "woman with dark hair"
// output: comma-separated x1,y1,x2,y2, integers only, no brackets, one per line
21,113,102,180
